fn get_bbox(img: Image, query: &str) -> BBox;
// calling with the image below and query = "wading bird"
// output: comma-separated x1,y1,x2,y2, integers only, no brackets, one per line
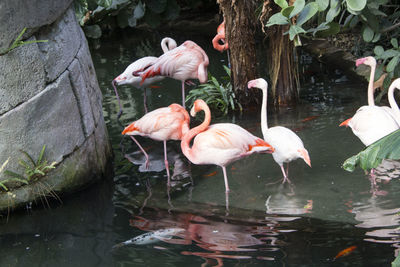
112,37,177,116
180,99,274,194
122,103,189,185
135,41,209,109
248,78,311,184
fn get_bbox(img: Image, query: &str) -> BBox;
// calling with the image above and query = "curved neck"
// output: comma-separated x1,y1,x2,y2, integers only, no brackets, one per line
367,63,376,106
161,38,177,53
260,88,269,136
181,103,211,162
388,81,400,123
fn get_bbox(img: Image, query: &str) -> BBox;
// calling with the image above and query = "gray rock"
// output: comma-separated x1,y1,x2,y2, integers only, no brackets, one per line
76,28,103,126
0,37,46,115
36,7,81,83
68,58,96,137
0,71,85,177
0,0,73,52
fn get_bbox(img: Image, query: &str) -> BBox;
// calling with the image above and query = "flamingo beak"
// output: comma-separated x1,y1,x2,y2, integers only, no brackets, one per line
355,58,367,67
339,118,352,127
122,123,138,135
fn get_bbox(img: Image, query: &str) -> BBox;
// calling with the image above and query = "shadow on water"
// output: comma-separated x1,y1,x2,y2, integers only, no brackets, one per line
0,29,399,266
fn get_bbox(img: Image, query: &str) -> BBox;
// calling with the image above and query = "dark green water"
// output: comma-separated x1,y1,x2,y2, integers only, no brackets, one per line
0,29,399,266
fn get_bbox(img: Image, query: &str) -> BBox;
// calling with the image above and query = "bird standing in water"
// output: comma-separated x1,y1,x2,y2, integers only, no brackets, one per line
112,37,177,116
122,103,190,186
248,78,311,184
180,99,274,193
135,40,209,109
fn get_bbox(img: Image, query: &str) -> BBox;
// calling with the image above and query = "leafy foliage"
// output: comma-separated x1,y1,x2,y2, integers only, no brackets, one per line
0,28,48,56
186,66,242,115
343,129,400,172
2,145,57,190
74,0,216,38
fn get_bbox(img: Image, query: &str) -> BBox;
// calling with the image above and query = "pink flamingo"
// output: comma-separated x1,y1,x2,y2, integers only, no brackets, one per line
339,56,399,147
180,99,274,194
122,103,190,185
112,37,177,117
248,78,311,184
135,41,209,109
212,20,230,68
212,21,228,52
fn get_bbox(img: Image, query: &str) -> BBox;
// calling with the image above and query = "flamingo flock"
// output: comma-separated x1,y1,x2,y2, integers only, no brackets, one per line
112,22,400,202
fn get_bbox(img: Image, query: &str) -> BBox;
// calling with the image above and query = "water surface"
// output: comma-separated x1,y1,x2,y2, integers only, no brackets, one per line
0,29,399,266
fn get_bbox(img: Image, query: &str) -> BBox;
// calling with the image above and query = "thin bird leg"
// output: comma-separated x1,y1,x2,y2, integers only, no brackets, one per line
164,140,171,186
112,81,123,118
181,80,186,109
280,164,291,184
143,88,148,113
286,163,289,178
129,136,149,169
222,166,230,192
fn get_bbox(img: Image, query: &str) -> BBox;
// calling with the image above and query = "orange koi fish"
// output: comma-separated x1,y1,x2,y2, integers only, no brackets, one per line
334,245,357,260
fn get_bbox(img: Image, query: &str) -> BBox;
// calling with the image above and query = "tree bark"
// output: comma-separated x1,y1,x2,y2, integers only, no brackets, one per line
261,0,300,107
217,0,260,107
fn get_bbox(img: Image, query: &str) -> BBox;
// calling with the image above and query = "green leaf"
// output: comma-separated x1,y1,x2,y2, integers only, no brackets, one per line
289,0,305,18
391,38,399,49
146,0,167,14
315,22,340,37
274,0,288,9
343,129,400,172
282,6,295,18
346,0,366,11
133,1,145,20
380,49,399,60
315,0,329,11
372,32,381,43
4,170,27,180
288,25,306,40
266,12,289,26
387,56,399,72
97,0,113,8
362,25,374,42
37,145,46,166
297,2,319,26
326,4,341,23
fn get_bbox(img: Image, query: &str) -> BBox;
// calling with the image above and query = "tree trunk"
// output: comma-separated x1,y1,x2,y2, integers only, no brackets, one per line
261,1,300,107
217,0,259,107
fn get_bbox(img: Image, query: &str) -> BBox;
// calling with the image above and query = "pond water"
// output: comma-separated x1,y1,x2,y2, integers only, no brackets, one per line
1,29,399,266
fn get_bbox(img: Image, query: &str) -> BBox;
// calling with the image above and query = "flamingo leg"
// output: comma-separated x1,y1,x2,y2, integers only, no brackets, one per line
129,136,149,169
221,166,230,192
164,140,171,186
181,80,186,109
143,88,148,114
112,81,123,118
280,164,291,184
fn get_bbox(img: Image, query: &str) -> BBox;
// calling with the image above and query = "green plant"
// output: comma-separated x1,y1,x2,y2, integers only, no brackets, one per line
186,65,242,115
0,28,48,56
4,145,57,184
343,129,400,172
0,158,28,191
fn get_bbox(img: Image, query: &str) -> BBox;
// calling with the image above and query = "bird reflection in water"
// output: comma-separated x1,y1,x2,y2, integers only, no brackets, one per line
115,210,295,265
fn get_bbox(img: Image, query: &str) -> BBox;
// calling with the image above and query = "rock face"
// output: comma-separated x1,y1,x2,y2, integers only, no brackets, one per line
0,2,112,211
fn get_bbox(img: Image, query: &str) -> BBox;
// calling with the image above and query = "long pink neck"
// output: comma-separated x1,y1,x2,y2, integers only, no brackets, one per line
367,62,376,106
181,102,211,162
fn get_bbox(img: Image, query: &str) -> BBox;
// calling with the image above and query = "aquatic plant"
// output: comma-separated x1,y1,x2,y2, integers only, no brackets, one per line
0,28,48,56
186,65,242,115
343,129,400,172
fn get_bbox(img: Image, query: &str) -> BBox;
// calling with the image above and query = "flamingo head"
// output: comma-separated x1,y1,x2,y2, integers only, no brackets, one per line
356,56,376,67
247,78,268,92
190,99,207,117
121,122,139,135
113,75,128,85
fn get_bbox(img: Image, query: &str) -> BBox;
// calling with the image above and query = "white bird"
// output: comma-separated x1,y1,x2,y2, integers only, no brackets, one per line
339,56,399,146
112,37,177,116
248,78,311,184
